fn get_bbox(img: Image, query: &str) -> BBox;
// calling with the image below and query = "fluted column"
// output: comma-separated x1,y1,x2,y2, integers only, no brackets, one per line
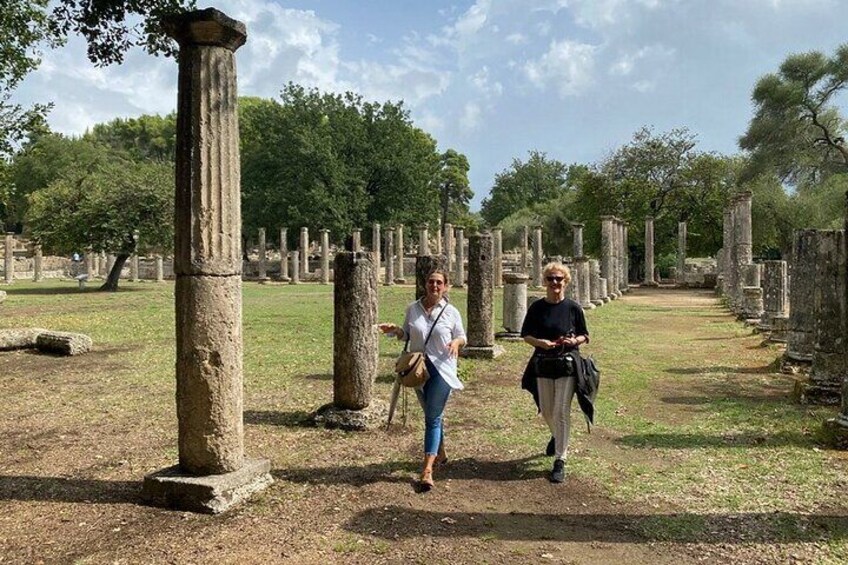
521,225,529,274
320,229,330,284
492,227,503,288
300,227,309,275
279,227,290,282
644,217,656,286
143,8,270,515
394,224,405,283
571,222,584,258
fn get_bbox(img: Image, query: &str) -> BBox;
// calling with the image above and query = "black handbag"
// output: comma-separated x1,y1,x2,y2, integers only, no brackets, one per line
533,345,577,379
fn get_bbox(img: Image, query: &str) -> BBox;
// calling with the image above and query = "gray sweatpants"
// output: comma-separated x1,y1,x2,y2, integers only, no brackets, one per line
537,376,577,460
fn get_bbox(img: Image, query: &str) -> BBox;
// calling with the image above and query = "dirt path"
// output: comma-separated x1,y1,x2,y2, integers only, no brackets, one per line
0,286,843,564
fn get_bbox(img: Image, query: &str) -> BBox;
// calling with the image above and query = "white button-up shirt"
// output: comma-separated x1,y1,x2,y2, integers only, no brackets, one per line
402,298,466,390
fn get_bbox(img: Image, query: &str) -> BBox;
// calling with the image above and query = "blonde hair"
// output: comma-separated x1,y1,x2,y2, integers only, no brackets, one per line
542,262,571,286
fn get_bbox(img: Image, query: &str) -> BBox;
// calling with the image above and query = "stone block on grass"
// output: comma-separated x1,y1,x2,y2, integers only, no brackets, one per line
35,331,93,356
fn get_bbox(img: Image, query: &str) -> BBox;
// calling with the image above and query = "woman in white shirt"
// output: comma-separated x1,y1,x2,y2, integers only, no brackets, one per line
378,269,466,491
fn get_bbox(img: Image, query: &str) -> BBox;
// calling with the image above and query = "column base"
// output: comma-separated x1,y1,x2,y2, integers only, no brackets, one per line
394,278,407,284
495,331,523,342
460,344,505,359
791,377,841,405
312,399,389,431
823,416,848,449
288,280,301,285
591,299,604,307
142,458,272,515
641,281,659,287
582,302,596,310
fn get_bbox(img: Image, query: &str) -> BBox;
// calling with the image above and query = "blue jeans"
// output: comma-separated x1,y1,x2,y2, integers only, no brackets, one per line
416,357,452,455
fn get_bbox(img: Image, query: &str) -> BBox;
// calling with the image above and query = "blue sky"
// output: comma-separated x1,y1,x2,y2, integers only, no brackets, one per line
13,0,848,209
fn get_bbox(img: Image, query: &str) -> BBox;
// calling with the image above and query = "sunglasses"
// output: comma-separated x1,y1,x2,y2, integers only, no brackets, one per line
546,276,564,283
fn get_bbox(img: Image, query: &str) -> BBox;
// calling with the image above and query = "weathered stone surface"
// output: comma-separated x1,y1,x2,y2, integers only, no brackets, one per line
465,233,496,351
531,226,543,288
333,252,378,411
600,217,614,298
312,399,388,431
394,224,406,284
498,272,528,339
142,458,272,515
300,227,309,275
352,228,362,253
418,225,430,256
289,250,300,284
371,223,381,276
279,227,290,281
644,217,657,286
571,222,584,258
733,192,753,314
0,328,46,350
575,257,593,309
787,229,817,362
257,228,267,280
492,227,503,288
320,229,330,285
384,228,395,285
443,223,454,275
35,331,93,356
677,221,687,283
4,233,14,284
521,225,529,274
175,275,244,474
453,227,465,288
741,287,764,323
0,290,6,304
33,244,43,282
589,259,604,306
155,255,165,282
760,260,788,331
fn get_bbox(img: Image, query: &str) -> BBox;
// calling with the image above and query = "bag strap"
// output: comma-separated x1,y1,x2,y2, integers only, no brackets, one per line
403,298,449,352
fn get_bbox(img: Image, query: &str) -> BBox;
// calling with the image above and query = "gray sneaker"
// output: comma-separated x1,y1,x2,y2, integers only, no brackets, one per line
550,459,565,483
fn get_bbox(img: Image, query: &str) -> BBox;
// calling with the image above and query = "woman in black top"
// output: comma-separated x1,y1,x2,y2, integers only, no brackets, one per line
520,262,589,483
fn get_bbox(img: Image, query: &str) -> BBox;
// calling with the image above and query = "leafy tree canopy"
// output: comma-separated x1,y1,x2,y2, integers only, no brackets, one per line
438,149,473,227
480,150,575,226
739,44,848,185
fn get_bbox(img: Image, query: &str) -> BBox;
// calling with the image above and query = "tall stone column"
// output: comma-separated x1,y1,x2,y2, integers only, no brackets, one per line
589,259,604,307
320,229,330,285
497,273,529,341
434,225,442,256
257,227,267,281
312,251,381,430
531,226,543,288
462,233,503,359
734,192,753,314
85,250,95,278
759,260,788,332
93,253,101,278
155,255,165,282
371,223,381,278
279,227,290,282
622,223,630,292
351,228,362,253
787,229,817,363
575,257,594,310
677,221,687,284
130,253,140,282
3,233,13,284
300,226,309,275
99,251,107,277
802,229,847,404
143,8,270,514
492,227,503,288
443,222,454,274
644,217,656,286
521,225,530,274
722,206,736,303
600,217,615,299
453,227,465,288
571,222,584,258
290,250,300,284
33,244,43,282
418,225,430,256
394,224,406,284
384,228,395,285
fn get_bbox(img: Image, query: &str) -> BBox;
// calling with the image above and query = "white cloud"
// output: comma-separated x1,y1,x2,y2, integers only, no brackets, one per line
506,33,527,45
469,66,503,98
460,102,482,131
343,60,450,105
609,44,675,76
524,39,598,96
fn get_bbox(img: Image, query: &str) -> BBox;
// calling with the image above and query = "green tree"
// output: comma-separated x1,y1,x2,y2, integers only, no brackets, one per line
437,149,472,227
26,150,173,291
239,86,442,245
740,44,848,184
480,150,572,226
88,113,176,162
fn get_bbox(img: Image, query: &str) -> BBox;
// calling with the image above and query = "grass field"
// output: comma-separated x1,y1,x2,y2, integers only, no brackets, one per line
0,280,846,564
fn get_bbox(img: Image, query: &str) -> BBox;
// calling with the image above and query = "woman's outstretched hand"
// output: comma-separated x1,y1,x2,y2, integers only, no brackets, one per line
377,323,402,338
447,339,463,358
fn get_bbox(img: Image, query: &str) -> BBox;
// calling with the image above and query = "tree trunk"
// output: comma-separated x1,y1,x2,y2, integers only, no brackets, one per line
100,253,129,291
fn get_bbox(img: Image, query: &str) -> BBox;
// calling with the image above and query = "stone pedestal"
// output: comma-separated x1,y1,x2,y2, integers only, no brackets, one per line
462,233,503,359
352,228,362,253
497,273,528,341
143,8,270,515
257,227,267,281
759,260,787,331
279,227,290,282
320,229,330,285
575,257,594,309
371,223,381,276
741,287,764,324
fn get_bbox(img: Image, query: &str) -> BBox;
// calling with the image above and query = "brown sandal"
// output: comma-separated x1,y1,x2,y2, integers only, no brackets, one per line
419,469,434,491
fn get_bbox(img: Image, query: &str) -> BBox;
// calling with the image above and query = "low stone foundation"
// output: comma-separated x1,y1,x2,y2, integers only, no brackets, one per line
460,344,505,359
311,399,389,431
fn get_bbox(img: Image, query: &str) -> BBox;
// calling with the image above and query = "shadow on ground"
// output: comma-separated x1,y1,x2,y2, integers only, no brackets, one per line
3,286,147,296
344,506,848,544
0,475,138,504
665,365,775,375
244,409,314,428
275,456,546,487
615,430,814,449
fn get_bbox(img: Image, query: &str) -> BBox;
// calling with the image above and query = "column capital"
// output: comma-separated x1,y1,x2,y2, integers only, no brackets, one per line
163,8,247,51
570,222,585,229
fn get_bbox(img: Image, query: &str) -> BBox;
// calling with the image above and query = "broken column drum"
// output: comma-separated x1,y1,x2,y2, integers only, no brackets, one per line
787,230,817,362
759,260,788,331
463,233,503,359
454,227,465,288
498,273,529,340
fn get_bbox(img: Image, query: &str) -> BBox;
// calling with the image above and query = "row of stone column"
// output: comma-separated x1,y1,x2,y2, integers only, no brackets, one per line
714,191,848,445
